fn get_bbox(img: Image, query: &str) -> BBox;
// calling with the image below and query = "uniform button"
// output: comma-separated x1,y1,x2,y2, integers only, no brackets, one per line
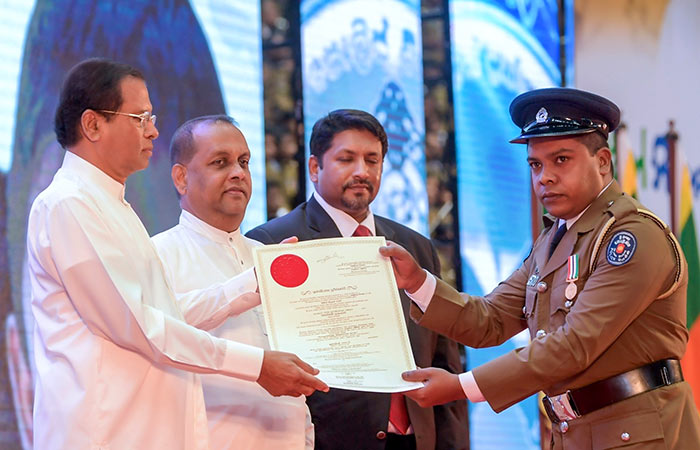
376,431,387,440
564,300,573,308
536,281,548,293
559,421,568,433
621,432,630,442
522,306,527,315
536,329,546,338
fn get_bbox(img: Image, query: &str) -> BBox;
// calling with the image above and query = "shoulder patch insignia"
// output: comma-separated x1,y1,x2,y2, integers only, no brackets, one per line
606,231,637,266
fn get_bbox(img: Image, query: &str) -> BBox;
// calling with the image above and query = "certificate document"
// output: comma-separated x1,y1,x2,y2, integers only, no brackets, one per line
253,236,422,392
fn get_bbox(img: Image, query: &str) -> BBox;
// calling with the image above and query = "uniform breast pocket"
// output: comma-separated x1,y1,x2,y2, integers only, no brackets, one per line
590,410,664,449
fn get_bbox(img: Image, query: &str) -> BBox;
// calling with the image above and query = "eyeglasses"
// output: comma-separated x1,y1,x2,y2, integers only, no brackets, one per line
98,110,157,128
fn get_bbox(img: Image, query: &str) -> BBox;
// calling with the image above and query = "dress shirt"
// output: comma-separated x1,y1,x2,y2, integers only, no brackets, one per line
27,151,263,450
312,191,375,237
407,180,615,402
313,191,412,434
152,210,313,449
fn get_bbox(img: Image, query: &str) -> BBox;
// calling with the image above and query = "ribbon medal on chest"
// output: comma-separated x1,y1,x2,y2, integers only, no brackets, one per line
564,254,579,303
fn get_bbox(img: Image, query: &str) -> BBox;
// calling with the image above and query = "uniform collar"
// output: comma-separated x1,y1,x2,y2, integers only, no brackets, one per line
62,151,127,202
179,209,242,245
312,192,376,237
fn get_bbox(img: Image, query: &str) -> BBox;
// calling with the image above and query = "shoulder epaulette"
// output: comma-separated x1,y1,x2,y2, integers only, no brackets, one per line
606,194,638,220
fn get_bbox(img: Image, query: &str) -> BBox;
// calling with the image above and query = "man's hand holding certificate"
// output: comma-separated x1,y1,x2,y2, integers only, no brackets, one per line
253,236,423,392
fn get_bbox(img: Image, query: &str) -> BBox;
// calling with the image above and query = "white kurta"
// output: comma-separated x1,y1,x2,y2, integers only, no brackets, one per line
27,152,263,450
152,210,312,450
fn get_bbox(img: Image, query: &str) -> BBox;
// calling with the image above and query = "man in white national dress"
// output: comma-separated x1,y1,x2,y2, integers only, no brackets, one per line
27,58,327,450
152,115,314,449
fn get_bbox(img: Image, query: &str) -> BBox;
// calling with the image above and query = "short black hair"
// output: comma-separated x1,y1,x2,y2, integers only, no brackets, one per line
576,131,615,176
309,109,388,167
170,115,238,165
577,131,608,155
54,58,143,148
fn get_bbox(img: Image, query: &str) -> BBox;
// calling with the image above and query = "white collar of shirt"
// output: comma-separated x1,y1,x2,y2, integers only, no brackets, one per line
62,150,127,201
312,191,376,237
179,209,243,246
561,179,615,230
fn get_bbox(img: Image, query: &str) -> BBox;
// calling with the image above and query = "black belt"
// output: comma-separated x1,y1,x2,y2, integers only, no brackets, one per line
543,359,683,423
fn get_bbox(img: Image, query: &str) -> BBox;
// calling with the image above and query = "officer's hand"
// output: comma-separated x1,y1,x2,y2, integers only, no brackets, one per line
379,241,426,293
401,367,466,407
257,350,329,397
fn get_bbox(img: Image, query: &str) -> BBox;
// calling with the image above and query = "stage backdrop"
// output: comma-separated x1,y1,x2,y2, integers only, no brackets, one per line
575,0,700,412
0,1,264,448
300,0,429,235
449,0,573,448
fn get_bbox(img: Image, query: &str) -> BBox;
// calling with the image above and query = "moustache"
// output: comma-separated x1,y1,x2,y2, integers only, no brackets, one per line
342,180,374,193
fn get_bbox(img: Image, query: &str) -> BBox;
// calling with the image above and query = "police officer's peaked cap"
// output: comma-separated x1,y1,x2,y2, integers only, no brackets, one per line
509,87,621,144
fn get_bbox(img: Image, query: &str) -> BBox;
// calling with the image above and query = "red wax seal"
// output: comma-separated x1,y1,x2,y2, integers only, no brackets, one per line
269,254,309,288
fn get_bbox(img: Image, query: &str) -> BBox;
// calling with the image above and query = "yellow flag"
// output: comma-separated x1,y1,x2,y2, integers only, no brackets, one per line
617,126,637,197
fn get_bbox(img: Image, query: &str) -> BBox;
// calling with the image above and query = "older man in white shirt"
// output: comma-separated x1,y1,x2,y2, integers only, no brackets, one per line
152,115,313,449
27,58,327,450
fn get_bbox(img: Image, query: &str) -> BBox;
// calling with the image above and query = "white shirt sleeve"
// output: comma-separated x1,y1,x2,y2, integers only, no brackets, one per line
458,371,486,402
404,269,437,312
304,402,314,449
174,268,260,331
31,195,263,381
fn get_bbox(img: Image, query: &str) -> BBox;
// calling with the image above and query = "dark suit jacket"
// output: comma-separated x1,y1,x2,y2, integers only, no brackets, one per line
246,196,468,450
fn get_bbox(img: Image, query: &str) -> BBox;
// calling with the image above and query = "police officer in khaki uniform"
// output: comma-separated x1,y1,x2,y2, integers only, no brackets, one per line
380,87,700,449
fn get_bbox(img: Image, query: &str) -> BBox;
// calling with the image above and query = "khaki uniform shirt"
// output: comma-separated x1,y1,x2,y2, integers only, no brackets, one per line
414,181,700,449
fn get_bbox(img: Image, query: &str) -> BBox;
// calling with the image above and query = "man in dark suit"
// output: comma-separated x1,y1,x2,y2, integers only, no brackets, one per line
247,109,467,450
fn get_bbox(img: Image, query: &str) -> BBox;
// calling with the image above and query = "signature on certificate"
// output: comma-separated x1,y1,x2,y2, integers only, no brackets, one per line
317,252,341,263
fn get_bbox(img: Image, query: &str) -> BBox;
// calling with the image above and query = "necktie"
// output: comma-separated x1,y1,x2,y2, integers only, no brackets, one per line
389,393,411,434
352,224,372,237
351,224,411,433
548,222,567,259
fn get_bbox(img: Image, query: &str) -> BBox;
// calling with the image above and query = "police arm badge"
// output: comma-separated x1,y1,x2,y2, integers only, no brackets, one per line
606,231,637,266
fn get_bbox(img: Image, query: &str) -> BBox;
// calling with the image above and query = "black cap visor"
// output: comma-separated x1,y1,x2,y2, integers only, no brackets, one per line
510,117,609,144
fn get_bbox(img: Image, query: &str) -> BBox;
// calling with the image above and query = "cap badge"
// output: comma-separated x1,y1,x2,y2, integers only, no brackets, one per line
536,107,548,123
